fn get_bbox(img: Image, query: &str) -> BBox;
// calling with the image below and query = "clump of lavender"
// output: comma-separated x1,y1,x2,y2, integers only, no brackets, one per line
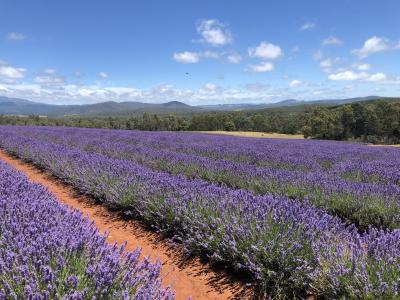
0,161,174,299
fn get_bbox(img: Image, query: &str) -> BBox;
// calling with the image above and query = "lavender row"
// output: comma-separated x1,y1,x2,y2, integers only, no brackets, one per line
0,160,173,299
11,126,400,185
0,128,399,298
3,126,400,229
51,126,399,173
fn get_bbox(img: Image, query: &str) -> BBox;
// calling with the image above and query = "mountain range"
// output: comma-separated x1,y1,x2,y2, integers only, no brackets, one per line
0,96,387,116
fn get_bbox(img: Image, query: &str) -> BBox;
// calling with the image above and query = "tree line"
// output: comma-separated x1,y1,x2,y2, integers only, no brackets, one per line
0,99,399,144
302,100,400,144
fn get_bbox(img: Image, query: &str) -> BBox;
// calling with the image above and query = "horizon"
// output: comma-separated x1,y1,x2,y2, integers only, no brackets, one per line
0,0,400,105
1,94,391,107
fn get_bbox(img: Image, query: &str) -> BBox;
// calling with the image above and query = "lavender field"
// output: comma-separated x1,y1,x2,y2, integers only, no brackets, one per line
0,160,173,299
0,126,399,298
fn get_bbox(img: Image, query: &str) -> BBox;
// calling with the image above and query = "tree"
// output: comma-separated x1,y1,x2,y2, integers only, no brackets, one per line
301,125,312,138
224,120,236,131
339,105,355,139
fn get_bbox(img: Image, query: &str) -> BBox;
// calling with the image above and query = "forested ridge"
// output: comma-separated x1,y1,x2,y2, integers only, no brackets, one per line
1,98,399,144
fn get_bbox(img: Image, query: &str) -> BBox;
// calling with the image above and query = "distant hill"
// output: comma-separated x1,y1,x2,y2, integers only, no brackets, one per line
0,97,57,115
0,97,202,116
198,96,384,111
0,95,389,116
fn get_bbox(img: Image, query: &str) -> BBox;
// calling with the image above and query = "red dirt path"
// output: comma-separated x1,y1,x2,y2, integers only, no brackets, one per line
0,150,252,300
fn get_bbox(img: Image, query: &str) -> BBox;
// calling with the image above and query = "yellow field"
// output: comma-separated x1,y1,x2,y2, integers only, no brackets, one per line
196,131,304,139
370,144,400,147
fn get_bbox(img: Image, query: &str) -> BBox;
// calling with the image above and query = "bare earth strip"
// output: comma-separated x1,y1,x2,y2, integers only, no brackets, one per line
369,144,400,147
0,150,252,300
196,131,304,139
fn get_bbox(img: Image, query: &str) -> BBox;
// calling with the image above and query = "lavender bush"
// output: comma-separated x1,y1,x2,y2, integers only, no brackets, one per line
0,126,399,298
0,160,173,299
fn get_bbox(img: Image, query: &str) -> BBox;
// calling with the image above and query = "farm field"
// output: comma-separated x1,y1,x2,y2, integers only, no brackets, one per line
0,149,244,300
195,131,305,139
0,125,399,298
0,159,173,299
370,144,400,148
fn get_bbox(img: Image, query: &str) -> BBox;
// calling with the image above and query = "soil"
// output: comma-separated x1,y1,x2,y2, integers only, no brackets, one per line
0,150,252,300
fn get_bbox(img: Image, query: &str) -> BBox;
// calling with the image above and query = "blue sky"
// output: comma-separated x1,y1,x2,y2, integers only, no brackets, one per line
0,0,399,105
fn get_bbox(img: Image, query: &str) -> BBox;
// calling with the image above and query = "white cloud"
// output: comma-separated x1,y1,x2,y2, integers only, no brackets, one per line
0,61,26,79
34,75,65,86
248,42,283,60
291,46,300,53
353,36,389,58
300,22,315,31
313,49,323,61
396,41,400,49
365,72,387,82
244,83,270,92
173,51,222,64
329,71,369,81
44,68,57,74
226,52,242,64
355,63,371,71
289,80,302,88
328,70,392,83
173,51,200,64
202,51,219,59
198,83,221,96
322,36,342,46
98,72,109,79
320,58,334,69
196,19,232,47
319,57,339,72
7,32,26,41
248,61,274,72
